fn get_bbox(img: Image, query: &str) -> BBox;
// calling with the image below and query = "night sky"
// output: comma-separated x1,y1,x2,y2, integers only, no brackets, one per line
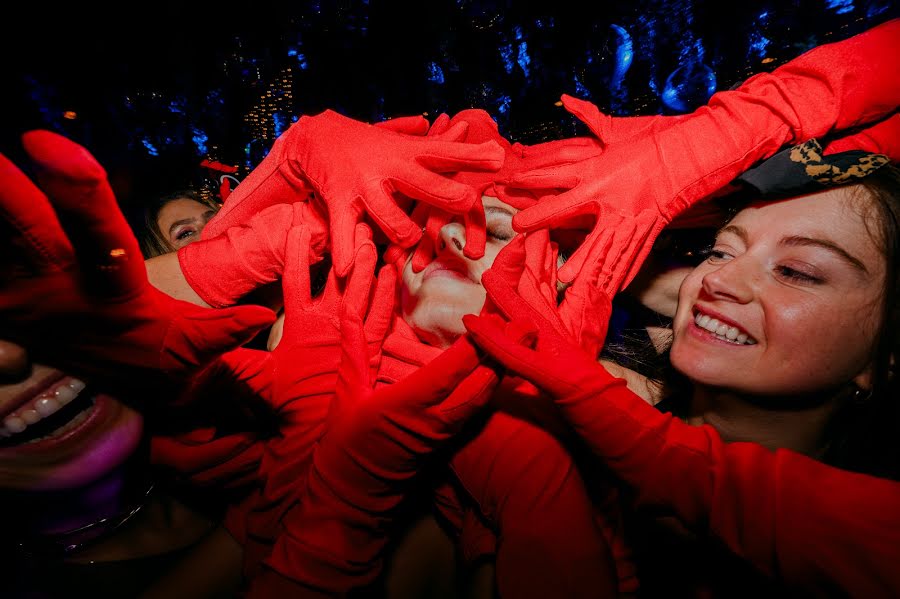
3,0,897,215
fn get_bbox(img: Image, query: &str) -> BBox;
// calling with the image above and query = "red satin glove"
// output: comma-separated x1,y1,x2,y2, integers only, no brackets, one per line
253,310,505,595
465,266,900,597
512,18,900,286
179,200,329,308
203,115,431,240
0,131,275,386
825,112,900,158
407,109,603,270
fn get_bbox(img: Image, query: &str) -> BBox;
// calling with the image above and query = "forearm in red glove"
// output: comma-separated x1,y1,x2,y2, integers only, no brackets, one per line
253,303,506,596
176,200,329,308
512,18,900,287
0,131,275,387
465,270,900,597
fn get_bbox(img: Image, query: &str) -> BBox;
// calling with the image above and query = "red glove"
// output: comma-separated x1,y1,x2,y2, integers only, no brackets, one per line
824,112,900,158
407,109,603,271
512,18,900,286
178,200,328,308
465,266,900,597
203,115,430,239
0,131,275,386
253,311,505,595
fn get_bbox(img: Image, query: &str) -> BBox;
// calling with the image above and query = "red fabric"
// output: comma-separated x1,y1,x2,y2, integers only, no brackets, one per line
257,317,500,595
466,264,900,597
0,131,275,387
179,200,328,308
824,112,900,159
511,18,900,287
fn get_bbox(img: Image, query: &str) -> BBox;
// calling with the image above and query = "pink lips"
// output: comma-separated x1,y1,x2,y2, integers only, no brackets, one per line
422,257,474,283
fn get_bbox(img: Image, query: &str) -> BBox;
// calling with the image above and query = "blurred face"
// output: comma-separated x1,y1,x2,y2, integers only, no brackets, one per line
0,341,143,491
401,196,517,348
157,198,217,250
670,187,885,397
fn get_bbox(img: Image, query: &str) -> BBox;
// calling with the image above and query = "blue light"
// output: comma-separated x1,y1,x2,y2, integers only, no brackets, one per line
427,61,445,84
748,31,772,58
497,94,511,114
517,41,531,78
610,24,633,82
573,74,589,98
296,53,308,70
825,0,854,14
499,43,514,74
287,48,297,57
168,100,184,113
191,127,209,155
141,139,159,156
273,112,289,137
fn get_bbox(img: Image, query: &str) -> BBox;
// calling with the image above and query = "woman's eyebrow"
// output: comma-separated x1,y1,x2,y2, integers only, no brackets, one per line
716,224,748,243
484,206,513,217
781,235,868,273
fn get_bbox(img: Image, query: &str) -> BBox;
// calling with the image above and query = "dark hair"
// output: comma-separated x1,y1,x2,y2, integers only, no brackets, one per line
138,189,218,258
822,165,900,479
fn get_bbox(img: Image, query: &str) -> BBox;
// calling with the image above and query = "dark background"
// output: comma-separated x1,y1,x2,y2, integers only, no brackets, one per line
3,0,897,215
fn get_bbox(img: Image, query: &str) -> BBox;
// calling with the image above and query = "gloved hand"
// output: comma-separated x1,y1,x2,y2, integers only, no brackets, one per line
407,109,603,271
0,131,275,386
178,200,329,308
254,305,509,595
511,18,900,286
202,114,432,240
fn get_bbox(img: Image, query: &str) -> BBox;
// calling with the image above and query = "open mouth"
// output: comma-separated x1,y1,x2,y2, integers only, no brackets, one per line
692,308,757,345
0,377,98,447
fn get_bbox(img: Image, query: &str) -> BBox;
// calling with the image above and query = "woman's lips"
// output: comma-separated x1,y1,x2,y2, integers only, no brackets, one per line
422,258,474,283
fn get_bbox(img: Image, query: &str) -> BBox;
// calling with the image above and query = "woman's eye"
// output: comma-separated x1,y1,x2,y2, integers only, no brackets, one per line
701,247,732,263
175,228,197,241
487,222,514,242
775,266,822,284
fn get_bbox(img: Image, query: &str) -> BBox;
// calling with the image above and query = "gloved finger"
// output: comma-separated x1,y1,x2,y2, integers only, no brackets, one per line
462,201,486,260
438,365,499,426
364,264,397,350
374,115,430,136
327,201,364,279
515,137,604,170
334,305,372,416
166,302,277,373
416,139,505,173
486,234,527,294
356,183,422,253
393,171,480,214
427,119,469,142
0,152,73,270
560,94,611,143
342,224,378,319
507,163,581,191
279,226,315,315
22,130,145,296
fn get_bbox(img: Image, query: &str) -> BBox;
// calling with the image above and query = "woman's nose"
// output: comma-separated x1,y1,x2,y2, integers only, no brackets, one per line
438,221,466,255
700,258,755,304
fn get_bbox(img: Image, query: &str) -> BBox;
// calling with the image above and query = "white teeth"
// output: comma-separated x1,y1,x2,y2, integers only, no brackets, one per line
694,312,756,345
35,397,62,417
21,409,41,425
3,416,26,433
54,386,78,405
67,379,86,393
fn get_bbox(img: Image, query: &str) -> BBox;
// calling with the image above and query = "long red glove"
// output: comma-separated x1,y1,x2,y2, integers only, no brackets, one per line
512,18,900,286
213,110,504,278
203,115,431,240
178,200,329,308
465,268,900,597
251,310,506,595
0,131,275,386
824,112,900,158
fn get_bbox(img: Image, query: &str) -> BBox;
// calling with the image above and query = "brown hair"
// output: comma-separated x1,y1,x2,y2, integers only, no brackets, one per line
138,190,218,258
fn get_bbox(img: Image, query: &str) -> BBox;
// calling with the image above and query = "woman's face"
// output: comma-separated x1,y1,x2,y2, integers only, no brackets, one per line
401,196,517,348
0,341,143,491
670,186,885,397
157,198,217,251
